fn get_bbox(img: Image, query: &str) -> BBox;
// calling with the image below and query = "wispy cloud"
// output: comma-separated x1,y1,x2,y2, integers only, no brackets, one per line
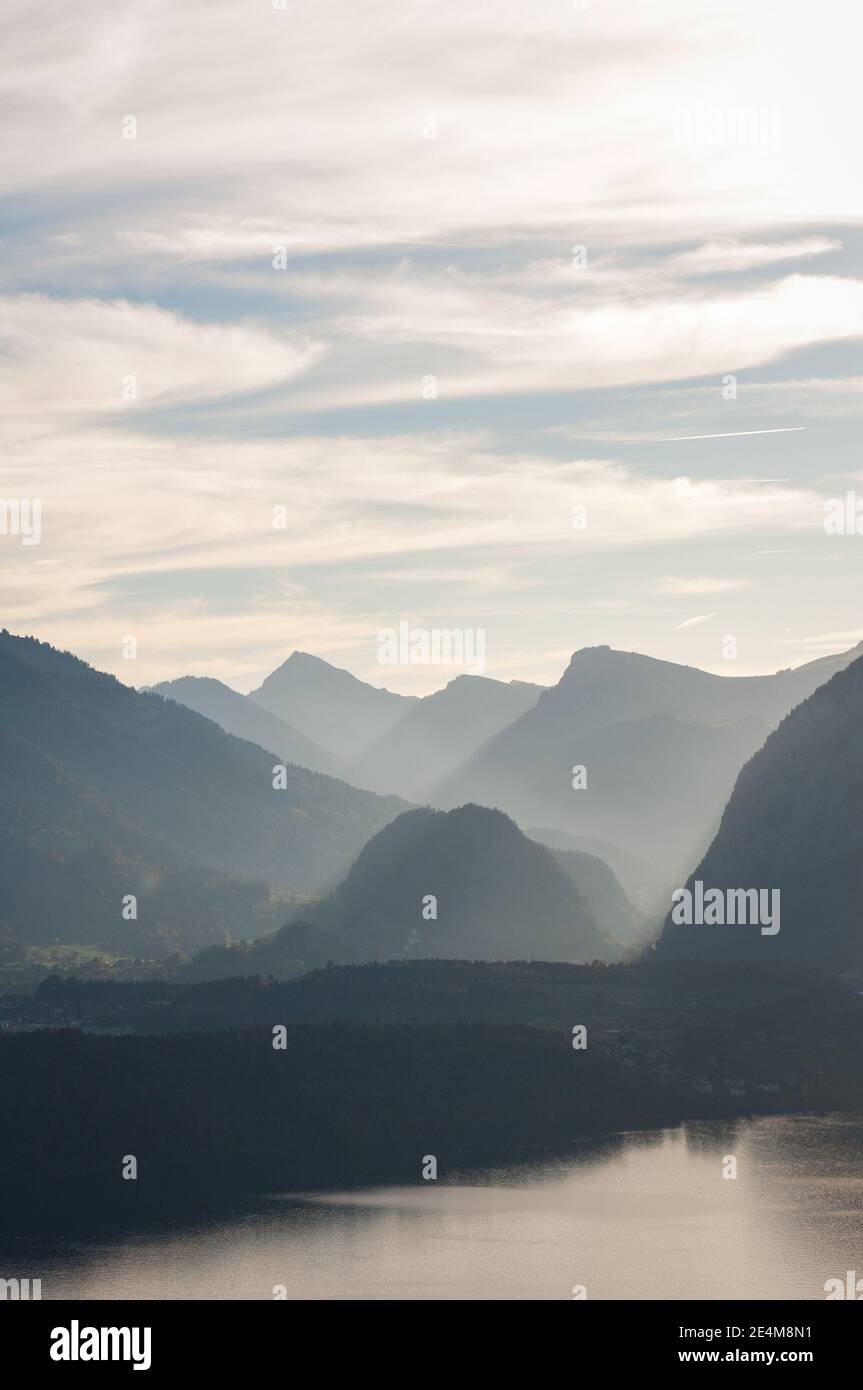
0,294,323,419
281,269,863,406
665,237,841,277
674,613,720,630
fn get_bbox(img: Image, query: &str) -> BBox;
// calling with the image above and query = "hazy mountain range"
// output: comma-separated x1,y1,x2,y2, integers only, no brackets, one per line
152,640,861,889
3,626,862,979
348,674,544,797
434,643,863,878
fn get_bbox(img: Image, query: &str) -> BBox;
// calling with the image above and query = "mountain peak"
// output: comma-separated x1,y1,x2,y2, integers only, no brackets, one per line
284,650,330,668
249,651,416,760
268,651,346,680
561,645,690,680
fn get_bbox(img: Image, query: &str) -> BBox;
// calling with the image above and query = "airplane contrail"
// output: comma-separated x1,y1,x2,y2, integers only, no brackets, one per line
651,427,807,442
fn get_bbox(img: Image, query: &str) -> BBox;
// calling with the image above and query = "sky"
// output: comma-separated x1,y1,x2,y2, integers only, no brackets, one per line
1,0,862,695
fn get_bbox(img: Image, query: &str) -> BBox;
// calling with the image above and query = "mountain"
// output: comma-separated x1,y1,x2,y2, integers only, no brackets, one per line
148,676,344,778
249,651,416,760
182,806,633,979
291,803,617,963
349,674,544,798
435,644,863,878
543,846,645,949
0,631,406,952
655,654,863,972
527,827,672,918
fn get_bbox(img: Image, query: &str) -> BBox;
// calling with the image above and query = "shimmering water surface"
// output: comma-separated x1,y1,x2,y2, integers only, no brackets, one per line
8,1114,863,1300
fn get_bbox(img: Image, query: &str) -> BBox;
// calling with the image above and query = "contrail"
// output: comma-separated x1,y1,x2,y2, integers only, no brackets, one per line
650,427,806,442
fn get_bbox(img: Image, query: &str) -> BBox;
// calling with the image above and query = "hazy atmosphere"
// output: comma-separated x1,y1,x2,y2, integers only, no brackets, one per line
1,0,862,1338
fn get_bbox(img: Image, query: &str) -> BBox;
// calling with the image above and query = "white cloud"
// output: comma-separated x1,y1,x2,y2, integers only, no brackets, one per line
3,0,863,262
284,268,863,404
665,237,841,277
1,425,834,683
0,294,323,418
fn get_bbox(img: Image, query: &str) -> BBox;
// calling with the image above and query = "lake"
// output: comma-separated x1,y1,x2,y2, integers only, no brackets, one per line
7,1113,863,1300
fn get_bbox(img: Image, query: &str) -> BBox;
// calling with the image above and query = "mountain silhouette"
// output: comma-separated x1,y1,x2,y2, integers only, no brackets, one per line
655,653,863,971
295,803,618,963
0,631,405,951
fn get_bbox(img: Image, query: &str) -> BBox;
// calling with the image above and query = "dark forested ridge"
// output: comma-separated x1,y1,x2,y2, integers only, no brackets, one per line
657,653,863,971
3,957,860,1234
0,1022,676,1234
24,955,857,1038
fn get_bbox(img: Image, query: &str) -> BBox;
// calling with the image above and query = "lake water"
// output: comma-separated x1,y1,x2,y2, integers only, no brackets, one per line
8,1113,863,1300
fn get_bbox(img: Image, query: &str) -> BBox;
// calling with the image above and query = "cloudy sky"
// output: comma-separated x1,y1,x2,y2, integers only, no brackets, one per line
2,0,862,694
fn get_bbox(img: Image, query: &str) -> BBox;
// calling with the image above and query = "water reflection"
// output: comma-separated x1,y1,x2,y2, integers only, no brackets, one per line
4,1114,861,1300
